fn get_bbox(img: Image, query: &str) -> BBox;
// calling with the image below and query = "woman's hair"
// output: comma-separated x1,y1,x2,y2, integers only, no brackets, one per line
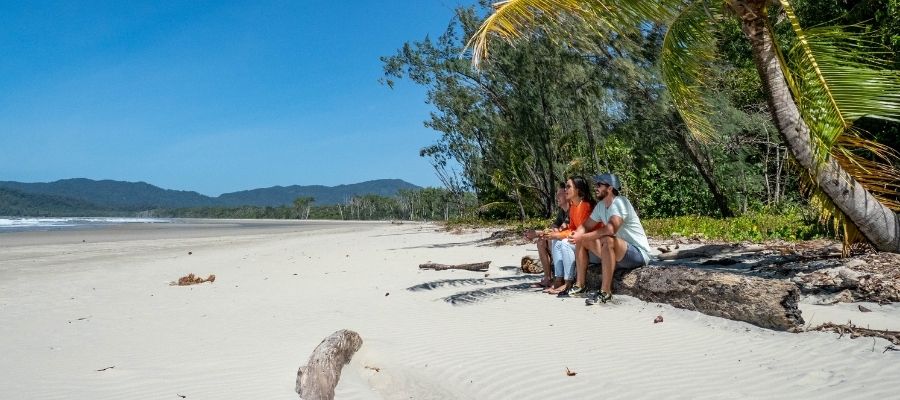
569,176,595,207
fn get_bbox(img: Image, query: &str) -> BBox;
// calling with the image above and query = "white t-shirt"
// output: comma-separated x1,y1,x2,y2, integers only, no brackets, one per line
589,196,652,263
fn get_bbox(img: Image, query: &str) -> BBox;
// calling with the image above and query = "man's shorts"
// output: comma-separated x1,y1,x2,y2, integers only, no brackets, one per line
616,243,646,270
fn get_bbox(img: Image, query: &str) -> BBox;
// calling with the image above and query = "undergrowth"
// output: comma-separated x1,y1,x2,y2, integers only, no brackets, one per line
446,210,829,243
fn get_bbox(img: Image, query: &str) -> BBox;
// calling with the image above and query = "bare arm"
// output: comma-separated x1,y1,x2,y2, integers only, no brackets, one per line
572,216,622,244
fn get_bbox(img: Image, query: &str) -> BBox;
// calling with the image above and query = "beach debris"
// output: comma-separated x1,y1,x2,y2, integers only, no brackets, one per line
419,261,490,272
170,273,216,286
384,292,390,296
188,251,192,255
177,394,187,399
654,315,664,324
811,322,900,345
297,329,363,400
520,256,543,274
858,305,873,313
657,246,671,253
884,345,899,353
364,365,381,372
565,367,577,376
96,366,114,372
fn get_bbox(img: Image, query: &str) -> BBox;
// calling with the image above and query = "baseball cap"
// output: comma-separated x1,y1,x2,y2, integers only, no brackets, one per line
593,173,621,191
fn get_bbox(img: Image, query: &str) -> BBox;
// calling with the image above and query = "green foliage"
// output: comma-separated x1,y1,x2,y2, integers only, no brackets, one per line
644,210,828,242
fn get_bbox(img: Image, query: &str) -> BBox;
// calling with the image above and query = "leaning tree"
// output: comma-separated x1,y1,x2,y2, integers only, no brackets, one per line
469,0,900,252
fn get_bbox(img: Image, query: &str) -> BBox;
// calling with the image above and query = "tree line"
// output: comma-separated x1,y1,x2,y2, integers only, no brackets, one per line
147,188,478,221
381,0,900,250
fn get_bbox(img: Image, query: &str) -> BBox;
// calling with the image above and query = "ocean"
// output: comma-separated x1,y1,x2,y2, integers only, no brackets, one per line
0,217,171,232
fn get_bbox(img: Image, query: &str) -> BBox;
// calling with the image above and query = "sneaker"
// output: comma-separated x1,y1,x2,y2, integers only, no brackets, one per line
585,291,613,305
584,290,600,306
565,285,587,298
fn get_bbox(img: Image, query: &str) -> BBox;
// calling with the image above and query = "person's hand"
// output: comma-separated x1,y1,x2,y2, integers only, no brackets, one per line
569,230,582,245
524,229,538,241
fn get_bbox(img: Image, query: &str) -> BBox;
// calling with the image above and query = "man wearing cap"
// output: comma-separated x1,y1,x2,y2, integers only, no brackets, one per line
568,173,652,304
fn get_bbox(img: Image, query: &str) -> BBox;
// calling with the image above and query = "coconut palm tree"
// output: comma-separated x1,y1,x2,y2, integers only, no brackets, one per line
469,0,900,252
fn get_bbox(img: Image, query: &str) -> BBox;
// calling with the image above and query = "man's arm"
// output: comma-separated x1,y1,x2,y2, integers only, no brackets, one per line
569,217,599,243
572,215,623,244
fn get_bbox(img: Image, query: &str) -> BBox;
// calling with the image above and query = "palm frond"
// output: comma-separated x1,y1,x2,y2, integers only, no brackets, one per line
660,0,724,141
775,0,900,247
777,0,900,145
468,0,685,67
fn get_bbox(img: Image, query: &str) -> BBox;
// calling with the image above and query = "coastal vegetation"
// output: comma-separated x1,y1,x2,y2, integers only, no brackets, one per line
384,0,900,251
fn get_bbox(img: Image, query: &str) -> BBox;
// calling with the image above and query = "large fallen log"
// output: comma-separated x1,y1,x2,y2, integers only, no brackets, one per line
296,329,363,400
585,266,803,331
419,261,490,272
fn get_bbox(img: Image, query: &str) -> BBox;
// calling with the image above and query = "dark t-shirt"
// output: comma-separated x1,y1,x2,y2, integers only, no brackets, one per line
551,208,568,229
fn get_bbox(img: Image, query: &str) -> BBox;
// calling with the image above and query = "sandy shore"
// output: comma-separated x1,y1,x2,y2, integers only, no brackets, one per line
1,220,898,399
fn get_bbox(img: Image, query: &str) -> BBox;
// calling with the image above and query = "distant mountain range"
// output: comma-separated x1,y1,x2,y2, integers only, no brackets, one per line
0,178,421,216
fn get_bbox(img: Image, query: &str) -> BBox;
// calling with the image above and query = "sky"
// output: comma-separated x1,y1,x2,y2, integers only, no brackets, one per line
0,0,477,196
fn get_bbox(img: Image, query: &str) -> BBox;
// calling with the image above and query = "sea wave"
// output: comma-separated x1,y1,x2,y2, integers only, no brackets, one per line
0,217,171,231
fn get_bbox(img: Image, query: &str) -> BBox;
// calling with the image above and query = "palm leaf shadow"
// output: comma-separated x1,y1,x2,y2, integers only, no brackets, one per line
442,282,535,305
406,275,534,292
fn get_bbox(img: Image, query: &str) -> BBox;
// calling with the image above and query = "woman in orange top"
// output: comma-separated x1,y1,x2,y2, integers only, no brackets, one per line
545,176,595,295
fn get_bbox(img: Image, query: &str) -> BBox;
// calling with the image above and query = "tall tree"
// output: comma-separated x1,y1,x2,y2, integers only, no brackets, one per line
470,0,900,252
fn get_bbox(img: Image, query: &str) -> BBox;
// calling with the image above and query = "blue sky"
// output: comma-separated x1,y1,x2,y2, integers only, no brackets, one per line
0,1,476,196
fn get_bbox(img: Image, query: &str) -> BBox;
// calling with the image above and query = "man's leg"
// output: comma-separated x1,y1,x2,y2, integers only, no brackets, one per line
536,238,553,284
574,241,589,289
599,236,629,294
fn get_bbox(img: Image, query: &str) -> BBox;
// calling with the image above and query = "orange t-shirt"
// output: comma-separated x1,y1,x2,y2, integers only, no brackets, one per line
554,200,596,239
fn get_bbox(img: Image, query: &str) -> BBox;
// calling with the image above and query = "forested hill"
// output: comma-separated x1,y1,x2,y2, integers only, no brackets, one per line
0,187,118,216
216,179,421,206
0,179,215,210
0,178,421,211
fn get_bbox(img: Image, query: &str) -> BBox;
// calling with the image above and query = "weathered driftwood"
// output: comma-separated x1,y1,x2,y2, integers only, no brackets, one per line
655,245,737,261
811,322,900,345
419,261,490,272
170,273,216,286
296,329,363,400
585,266,803,331
520,256,543,274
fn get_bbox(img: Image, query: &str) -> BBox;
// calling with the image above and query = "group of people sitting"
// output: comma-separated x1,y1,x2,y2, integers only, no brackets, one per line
524,173,652,305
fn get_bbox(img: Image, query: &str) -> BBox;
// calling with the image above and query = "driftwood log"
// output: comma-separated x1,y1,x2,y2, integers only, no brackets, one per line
419,261,490,272
296,329,363,400
585,266,803,331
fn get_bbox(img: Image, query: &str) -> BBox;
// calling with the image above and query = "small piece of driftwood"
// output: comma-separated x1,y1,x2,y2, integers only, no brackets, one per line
656,245,735,261
520,256,543,274
170,273,216,286
296,329,363,400
419,261,490,272
811,322,900,345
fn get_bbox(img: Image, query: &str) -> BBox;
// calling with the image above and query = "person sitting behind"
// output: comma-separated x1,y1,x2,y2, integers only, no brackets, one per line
569,173,651,303
524,183,569,288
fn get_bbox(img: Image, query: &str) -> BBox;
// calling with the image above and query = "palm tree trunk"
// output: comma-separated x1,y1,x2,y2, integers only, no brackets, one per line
734,0,900,252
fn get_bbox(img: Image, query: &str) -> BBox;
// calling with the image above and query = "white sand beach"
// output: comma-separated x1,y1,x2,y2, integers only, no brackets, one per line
1,220,898,399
